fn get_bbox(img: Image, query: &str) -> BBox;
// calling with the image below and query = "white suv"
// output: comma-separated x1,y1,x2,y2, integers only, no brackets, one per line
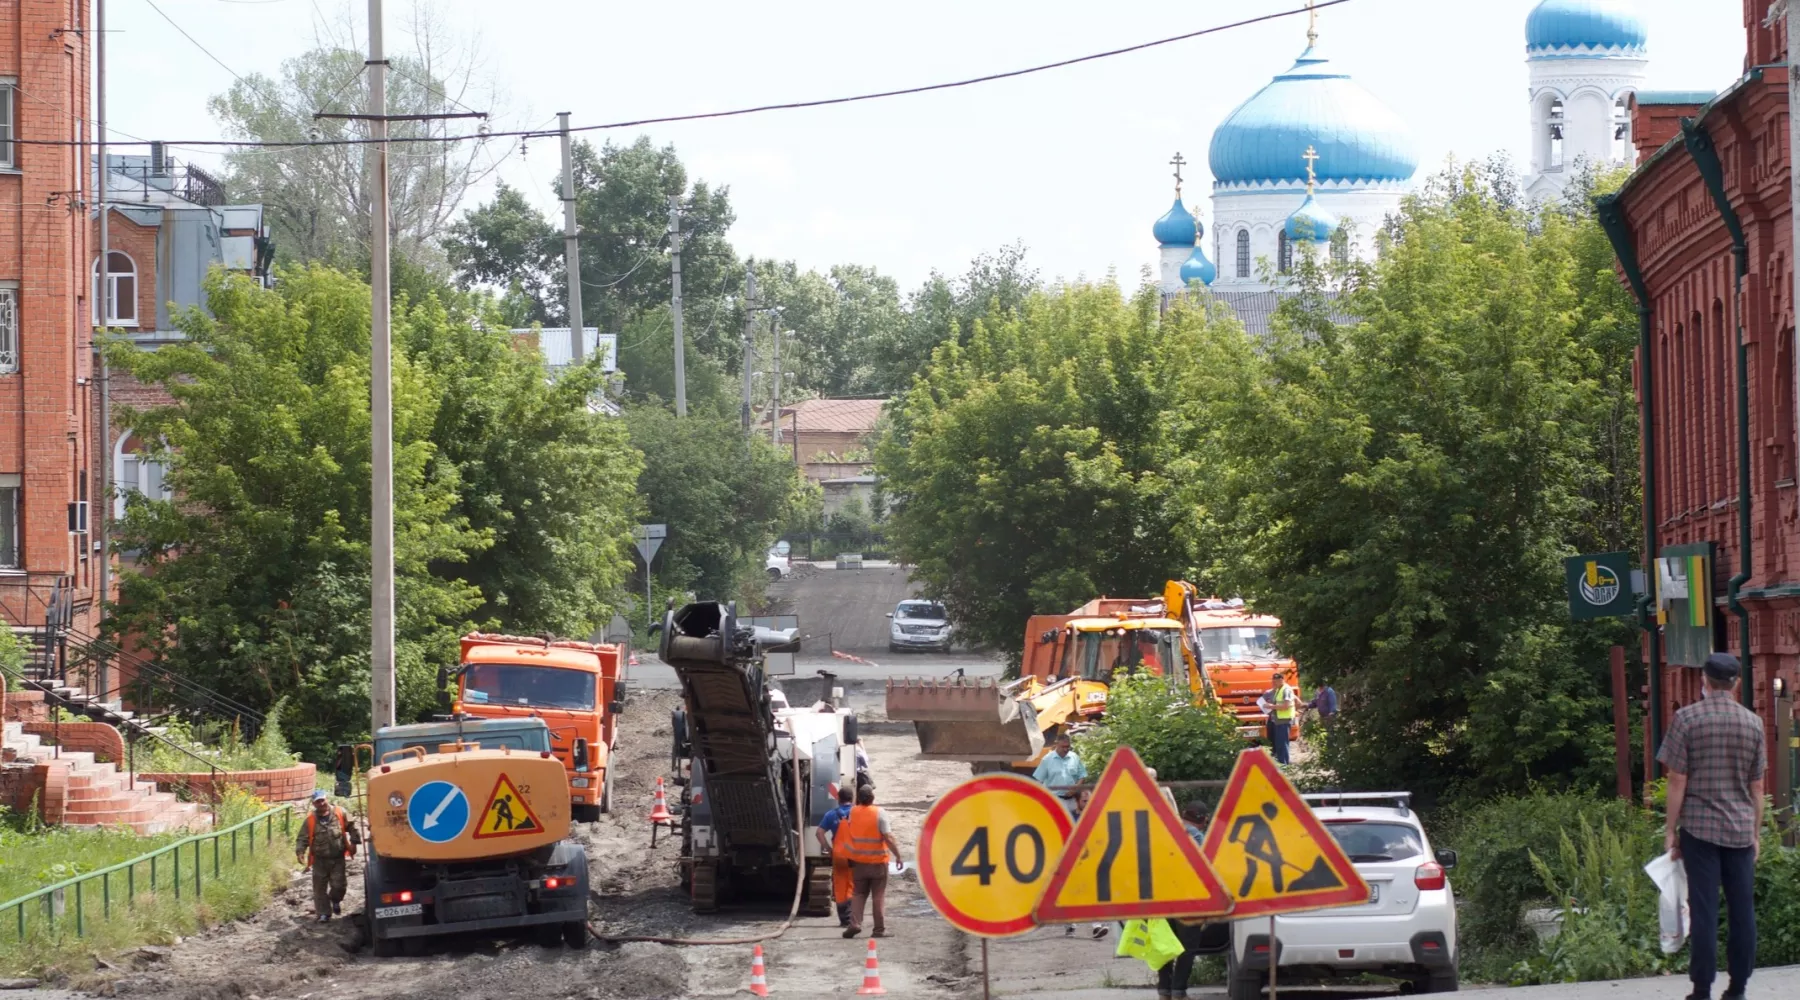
1226,793,1458,998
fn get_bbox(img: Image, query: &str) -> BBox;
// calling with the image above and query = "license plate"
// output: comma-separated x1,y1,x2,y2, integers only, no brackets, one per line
374,903,423,919
1367,885,1381,905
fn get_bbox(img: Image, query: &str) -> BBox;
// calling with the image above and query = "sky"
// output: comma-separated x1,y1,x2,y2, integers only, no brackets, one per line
104,0,1749,291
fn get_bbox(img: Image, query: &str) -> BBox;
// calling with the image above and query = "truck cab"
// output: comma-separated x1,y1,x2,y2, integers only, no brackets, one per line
452,633,624,822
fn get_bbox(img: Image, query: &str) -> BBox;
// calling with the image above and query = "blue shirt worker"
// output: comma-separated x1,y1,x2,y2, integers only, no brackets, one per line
816,786,856,926
1032,734,1106,940
1309,684,1339,726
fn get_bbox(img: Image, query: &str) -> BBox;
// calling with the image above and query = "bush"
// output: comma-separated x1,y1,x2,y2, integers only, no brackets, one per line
1439,789,1656,961
1754,839,1800,967
1506,817,1674,984
1073,670,1243,784
139,697,299,774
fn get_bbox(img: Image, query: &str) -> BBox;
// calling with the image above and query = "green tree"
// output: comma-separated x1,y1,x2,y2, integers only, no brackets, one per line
876,281,1228,659
444,182,562,326
1074,671,1244,783
1190,164,1638,803
108,268,488,759
624,406,802,599
868,242,1040,394
751,260,904,397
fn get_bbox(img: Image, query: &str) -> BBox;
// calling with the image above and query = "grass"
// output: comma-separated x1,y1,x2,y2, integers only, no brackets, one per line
0,790,296,979
135,697,299,774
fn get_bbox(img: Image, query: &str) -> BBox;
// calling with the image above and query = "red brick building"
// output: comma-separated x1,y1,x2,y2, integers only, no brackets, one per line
1600,2,1796,802
0,0,98,635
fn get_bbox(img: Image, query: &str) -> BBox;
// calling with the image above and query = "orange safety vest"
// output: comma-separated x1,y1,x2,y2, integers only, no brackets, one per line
842,805,889,865
303,806,355,858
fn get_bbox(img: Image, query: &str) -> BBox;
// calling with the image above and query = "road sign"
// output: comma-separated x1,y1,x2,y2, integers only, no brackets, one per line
1033,747,1232,923
1199,748,1368,918
918,773,1074,937
406,779,469,844
633,523,667,565
473,773,544,839
1564,551,1634,620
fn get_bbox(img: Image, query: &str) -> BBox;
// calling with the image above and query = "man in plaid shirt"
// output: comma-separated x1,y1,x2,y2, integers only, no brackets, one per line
1658,652,1766,1000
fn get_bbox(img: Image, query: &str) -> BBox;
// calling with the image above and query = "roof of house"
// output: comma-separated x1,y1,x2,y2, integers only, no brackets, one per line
774,398,887,434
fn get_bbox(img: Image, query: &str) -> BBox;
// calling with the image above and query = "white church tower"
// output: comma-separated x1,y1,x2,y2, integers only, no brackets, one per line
1524,1,1649,203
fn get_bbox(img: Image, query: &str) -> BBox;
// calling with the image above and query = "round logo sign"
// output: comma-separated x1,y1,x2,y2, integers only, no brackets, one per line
918,773,1073,937
1580,564,1622,607
406,780,469,844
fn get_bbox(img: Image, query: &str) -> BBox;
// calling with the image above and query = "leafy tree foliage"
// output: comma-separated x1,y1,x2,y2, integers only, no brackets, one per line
624,406,803,600
1189,165,1639,803
1074,671,1244,783
444,182,562,326
876,281,1223,659
866,242,1040,394
108,269,639,759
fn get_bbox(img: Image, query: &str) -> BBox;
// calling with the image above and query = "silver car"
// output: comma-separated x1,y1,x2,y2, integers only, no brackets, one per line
887,599,952,652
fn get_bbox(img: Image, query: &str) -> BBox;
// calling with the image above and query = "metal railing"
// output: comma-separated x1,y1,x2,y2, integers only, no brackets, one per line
0,806,294,944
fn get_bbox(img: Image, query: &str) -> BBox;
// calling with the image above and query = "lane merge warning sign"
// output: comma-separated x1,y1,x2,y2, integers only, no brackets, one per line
1034,747,1232,922
473,773,545,839
1200,748,1368,918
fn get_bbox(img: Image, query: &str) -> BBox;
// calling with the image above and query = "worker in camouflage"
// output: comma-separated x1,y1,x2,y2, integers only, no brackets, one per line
295,790,361,921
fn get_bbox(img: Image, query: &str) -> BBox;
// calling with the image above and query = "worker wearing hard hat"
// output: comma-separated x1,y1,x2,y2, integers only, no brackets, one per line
295,790,361,922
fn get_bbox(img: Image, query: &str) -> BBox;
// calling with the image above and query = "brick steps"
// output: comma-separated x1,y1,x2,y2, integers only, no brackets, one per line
2,720,212,836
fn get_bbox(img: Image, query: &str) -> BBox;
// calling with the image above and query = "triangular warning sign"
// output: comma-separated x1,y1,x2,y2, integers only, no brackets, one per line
1033,747,1233,922
1200,748,1368,918
472,773,545,839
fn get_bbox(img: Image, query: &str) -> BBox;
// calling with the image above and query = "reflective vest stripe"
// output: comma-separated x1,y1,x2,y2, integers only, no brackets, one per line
843,805,889,865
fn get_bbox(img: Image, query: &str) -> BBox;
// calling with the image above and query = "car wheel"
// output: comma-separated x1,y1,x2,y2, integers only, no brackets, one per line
768,567,782,581
1418,969,1459,993
888,643,901,653
1225,947,1263,1000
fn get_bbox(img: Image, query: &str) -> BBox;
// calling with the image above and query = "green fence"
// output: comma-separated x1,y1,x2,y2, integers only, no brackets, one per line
0,806,293,943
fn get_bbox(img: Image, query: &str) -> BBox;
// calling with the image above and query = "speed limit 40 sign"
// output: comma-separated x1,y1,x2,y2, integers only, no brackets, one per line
917,773,1072,937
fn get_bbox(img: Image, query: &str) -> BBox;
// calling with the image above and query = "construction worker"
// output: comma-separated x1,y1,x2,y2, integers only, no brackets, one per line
1033,735,1108,940
295,789,360,922
841,785,904,939
816,786,856,926
1256,671,1298,765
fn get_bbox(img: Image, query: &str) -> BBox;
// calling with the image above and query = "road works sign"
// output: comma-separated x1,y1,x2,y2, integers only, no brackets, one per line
919,773,1073,937
1033,747,1232,923
1200,749,1367,918
1564,551,1634,621
473,773,545,839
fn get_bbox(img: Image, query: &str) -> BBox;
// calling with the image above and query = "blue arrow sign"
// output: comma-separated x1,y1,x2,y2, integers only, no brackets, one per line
407,780,468,843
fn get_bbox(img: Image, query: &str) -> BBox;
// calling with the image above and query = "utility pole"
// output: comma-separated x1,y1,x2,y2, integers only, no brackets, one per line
367,0,396,732
770,314,782,447
95,0,110,702
669,196,687,416
558,112,583,362
740,268,758,432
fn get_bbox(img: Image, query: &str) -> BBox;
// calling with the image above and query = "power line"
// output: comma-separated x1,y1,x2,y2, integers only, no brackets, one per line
25,1,1350,151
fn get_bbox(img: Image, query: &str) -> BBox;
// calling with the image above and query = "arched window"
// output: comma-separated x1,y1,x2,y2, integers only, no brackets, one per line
1612,95,1632,161
1329,228,1350,267
1548,99,1566,170
114,431,171,518
1277,231,1292,275
1235,229,1250,279
92,251,137,327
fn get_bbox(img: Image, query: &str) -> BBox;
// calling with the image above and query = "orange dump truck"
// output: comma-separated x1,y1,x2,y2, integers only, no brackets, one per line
449,633,624,822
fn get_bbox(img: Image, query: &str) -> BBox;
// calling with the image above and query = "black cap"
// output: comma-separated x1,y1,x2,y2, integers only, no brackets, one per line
1703,652,1741,681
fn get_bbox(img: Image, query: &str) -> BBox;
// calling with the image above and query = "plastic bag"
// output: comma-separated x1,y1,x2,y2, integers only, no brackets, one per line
1643,851,1688,954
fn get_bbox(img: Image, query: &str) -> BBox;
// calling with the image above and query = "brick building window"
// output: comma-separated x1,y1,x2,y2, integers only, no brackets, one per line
0,82,13,168
0,474,18,569
92,252,137,327
0,284,17,373
115,432,171,517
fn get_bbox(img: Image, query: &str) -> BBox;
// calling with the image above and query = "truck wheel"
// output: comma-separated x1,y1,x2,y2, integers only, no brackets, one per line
691,863,720,913
599,768,614,814
536,923,564,948
564,921,589,949
572,804,600,824
371,933,400,958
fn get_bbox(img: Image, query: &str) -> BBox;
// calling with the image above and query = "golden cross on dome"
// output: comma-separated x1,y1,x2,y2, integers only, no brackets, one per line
1306,0,1318,48
1170,152,1187,199
1302,145,1320,195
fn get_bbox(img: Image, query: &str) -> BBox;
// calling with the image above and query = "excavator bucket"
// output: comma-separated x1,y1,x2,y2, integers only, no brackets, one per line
884,677,1045,762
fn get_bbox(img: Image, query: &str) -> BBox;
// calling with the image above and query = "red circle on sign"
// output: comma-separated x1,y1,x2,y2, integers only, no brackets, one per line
918,773,1074,937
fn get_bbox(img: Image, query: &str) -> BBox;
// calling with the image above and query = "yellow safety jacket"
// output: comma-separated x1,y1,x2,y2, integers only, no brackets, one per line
1271,683,1296,721
1116,918,1184,971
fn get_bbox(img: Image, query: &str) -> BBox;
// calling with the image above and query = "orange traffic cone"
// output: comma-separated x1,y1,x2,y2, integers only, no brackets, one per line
648,776,674,824
856,938,885,995
748,944,772,997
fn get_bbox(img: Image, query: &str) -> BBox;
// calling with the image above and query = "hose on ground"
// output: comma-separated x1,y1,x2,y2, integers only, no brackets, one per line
588,741,810,946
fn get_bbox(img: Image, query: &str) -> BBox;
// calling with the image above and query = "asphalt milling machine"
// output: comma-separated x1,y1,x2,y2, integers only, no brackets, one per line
659,601,865,915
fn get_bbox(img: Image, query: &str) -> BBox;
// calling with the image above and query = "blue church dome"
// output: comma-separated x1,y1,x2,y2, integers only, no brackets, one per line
1526,1,1647,55
1153,199,1197,247
1208,47,1417,187
1285,193,1339,244
1180,245,1216,287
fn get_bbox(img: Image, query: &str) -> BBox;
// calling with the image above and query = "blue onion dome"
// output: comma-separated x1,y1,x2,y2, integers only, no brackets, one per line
1208,46,1417,188
1285,192,1339,244
1179,245,1216,287
1153,199,1197,247
1526,1,1647,56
